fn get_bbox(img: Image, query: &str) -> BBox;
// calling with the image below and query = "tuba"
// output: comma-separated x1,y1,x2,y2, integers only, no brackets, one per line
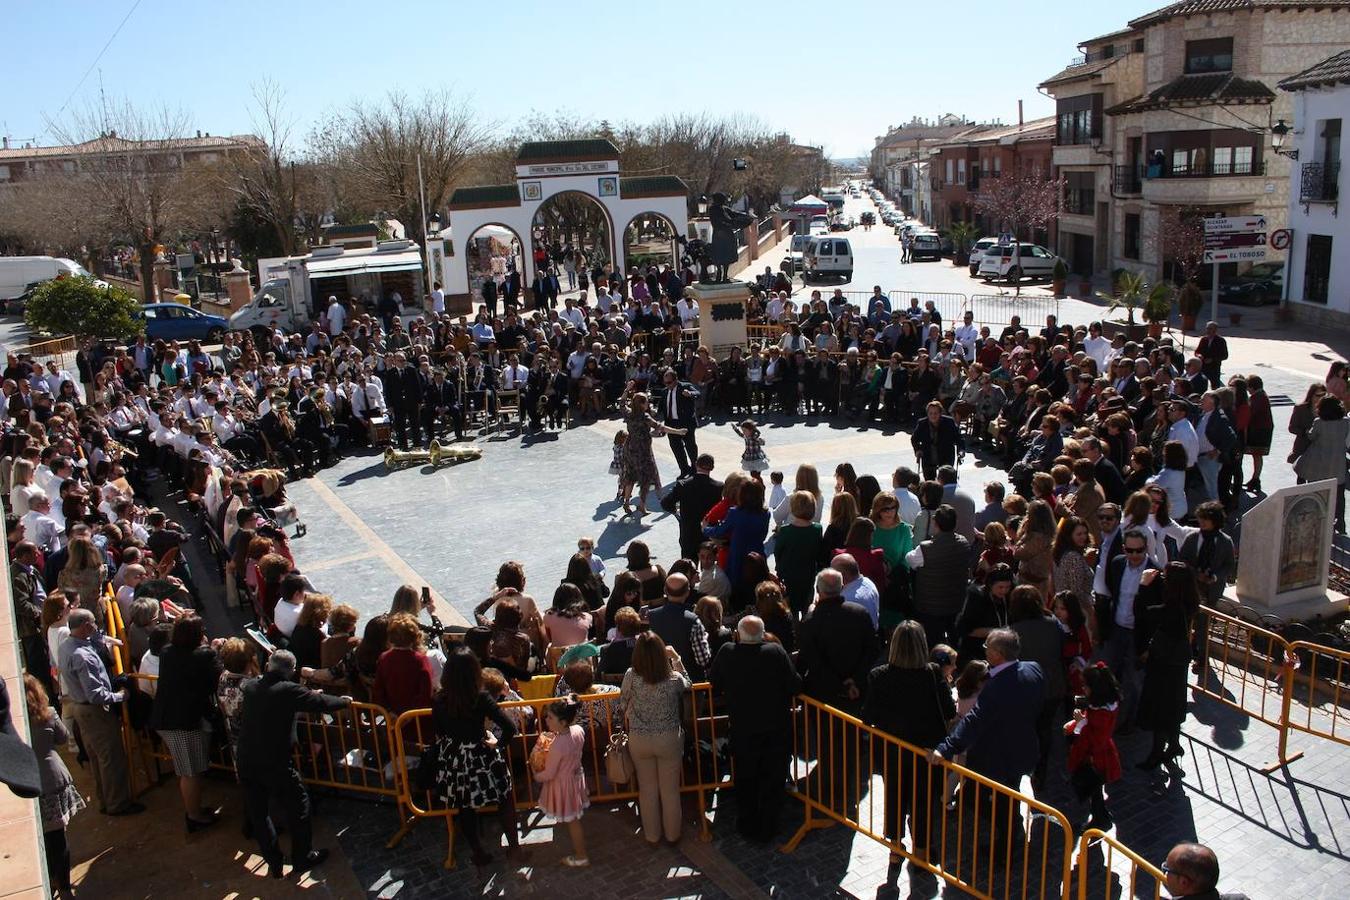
384,439,482,470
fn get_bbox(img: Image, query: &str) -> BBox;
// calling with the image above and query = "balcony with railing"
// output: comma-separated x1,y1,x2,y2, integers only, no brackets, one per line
930,177,944,192
1114,164,1142,195
966,173,980,191
1146,159,1266,179
1300,160,1341,204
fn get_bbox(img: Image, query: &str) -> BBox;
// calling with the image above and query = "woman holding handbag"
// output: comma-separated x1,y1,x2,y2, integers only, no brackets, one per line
620,632,690,845
430,647,522,868
861,620,955,880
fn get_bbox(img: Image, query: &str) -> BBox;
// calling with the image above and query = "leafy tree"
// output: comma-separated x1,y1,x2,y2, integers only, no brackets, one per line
25,276,143,340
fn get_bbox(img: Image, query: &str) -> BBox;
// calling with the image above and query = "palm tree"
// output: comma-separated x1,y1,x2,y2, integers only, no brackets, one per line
944,221,980,265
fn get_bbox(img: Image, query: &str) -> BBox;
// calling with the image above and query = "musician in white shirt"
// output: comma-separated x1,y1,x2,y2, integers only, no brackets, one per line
500,354,530,391
954,312,980,360
675,295,699,326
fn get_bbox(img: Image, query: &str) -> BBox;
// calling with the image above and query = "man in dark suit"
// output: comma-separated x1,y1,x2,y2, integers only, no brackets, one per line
1195,321,1228,390
930,628,1045,846
236,650,351,878
1095,529,1162,726
911,400,962,481
421,368,464,441
379,352,422,450
710,616,802,842
658,367,700,477
1082,437,1127,505
1179,502,1236,673
660,454,723,559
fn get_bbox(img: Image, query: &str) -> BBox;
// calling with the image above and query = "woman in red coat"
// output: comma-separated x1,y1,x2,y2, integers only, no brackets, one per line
1065,663,1122,833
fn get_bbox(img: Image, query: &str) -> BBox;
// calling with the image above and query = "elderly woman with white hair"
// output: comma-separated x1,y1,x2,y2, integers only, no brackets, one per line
709,615,802,843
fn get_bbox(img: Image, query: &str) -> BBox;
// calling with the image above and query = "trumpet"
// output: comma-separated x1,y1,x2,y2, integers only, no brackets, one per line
107,438,139,459
384,440,482,470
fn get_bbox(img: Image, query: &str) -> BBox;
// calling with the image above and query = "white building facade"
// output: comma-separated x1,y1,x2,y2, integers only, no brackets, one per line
1280,50,1348,324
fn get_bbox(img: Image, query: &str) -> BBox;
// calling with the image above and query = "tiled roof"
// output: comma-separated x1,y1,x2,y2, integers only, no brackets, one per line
1040,57,1120,88
0,133,262,160
1079,26,1140,46
515,139,619,162
878,124,977,148
448,184,521,207
619,175,689,197
1130,0,1350,28
1106,72,1275,113
1280,48,1350,90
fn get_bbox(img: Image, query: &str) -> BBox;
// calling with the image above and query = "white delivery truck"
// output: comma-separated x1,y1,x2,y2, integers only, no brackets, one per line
231,240,432,335
0,256,103,302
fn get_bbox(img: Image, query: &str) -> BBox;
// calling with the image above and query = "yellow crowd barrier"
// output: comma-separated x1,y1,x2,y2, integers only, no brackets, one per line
1282,639,1350,751
1193,605,1304,769
389,682,729,868
1075,829,1165,900
784,694,1075,900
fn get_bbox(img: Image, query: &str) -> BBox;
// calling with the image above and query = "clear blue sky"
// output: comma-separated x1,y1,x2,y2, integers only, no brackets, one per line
7,0,1139,160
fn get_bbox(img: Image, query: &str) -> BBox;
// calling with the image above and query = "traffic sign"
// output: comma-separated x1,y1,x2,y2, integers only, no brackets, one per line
1204,215,1267,235
1270,228,1293,251
1204,247,1268,264
1204,232,1266,249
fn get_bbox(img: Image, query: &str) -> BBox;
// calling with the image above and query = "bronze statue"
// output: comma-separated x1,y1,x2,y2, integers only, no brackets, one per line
707,192,756,283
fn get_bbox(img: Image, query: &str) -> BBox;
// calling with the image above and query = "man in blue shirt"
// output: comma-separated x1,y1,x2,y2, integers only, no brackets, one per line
58,609,143,816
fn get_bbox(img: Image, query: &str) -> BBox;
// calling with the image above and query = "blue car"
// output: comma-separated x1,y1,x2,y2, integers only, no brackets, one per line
133,303,229,343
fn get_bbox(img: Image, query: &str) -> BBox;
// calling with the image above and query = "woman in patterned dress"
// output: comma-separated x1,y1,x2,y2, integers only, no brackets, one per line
619,392,668,516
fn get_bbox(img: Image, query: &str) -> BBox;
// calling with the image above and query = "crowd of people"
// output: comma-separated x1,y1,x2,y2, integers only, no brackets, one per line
5,269,1323,897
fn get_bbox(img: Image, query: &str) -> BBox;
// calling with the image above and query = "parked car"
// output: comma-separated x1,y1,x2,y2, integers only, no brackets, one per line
803,236,854,282
780,233,812,274
133,302,229,342
977,243,1062,282
910,231,943,261
967,237,1001,276
1219,262,1284,306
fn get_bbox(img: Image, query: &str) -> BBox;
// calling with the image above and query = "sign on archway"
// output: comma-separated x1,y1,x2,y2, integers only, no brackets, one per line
443,139,689,311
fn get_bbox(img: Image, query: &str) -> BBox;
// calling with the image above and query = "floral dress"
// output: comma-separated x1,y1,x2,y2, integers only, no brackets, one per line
621,409,661,487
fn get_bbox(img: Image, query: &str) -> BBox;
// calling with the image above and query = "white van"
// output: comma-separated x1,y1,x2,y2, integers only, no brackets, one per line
0,256,96,301
804,236,853,282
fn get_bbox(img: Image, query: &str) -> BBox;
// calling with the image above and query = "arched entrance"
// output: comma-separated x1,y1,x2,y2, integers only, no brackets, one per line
623,212,680,279
463,223,525,307
531,191,614,292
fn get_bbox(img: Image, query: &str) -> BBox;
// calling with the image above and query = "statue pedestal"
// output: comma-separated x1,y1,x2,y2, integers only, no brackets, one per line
1233,479,1350,621
687,281,750,360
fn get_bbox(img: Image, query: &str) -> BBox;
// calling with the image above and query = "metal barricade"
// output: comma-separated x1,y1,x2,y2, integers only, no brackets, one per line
390,682,729,869
887,290,969,326
784,695,1073,900
20,335,78,371
1075,829,1164,900
968,294,1062,333
1282,639,1350,752
1192,605,1297,766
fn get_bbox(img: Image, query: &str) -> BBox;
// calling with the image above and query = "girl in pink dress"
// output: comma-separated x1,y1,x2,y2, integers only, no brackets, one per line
535,696,590,867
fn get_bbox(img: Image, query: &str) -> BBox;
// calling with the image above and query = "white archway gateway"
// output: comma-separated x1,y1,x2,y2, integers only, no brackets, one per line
443,139,689,308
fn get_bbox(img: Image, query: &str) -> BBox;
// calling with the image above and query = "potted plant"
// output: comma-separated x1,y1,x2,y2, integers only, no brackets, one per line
945,221,979,267
1051,259,1068,298
1177,281,1203,332
1096,270,1151,342
1142,281,1174,339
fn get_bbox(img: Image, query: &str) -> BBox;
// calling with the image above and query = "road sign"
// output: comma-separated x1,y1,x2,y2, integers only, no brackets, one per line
1204,232,1267,249
1204,215,1267,235
1204,247,1268,264
1270,228,1293,251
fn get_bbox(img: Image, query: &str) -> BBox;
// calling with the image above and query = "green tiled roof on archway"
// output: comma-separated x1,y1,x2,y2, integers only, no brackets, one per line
620,176,689,198
515,139,620,162
448,184,521,208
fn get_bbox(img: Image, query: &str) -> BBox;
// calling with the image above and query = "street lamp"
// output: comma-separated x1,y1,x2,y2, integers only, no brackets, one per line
427,212,442,237
1271,120,1299,160
697,195,709,215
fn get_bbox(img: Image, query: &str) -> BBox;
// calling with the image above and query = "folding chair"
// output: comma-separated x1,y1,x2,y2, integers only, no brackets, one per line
492,389,522,435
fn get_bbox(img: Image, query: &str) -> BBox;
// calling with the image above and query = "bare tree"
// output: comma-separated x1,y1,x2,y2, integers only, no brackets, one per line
323,89,493,243
48,99,222,299
972,167,1064,292
1159,206,1207,285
